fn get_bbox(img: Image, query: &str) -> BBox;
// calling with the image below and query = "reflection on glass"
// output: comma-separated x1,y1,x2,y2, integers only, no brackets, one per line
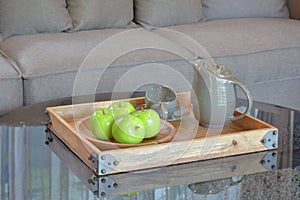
0,99,299,199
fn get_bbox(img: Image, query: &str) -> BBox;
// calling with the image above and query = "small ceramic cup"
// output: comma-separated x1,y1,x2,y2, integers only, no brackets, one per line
145,84,178,120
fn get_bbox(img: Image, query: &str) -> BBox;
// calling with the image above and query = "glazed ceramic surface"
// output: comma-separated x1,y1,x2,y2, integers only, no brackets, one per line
191,61,253,127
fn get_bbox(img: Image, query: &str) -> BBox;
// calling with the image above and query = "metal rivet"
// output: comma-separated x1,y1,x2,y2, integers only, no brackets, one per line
113,183,119,188
100,192,106,197
231,165,237,172
272,152,277,157
273,131,277,135
272,143,277,148
271,165,276,169
101,178,106,183
261,160,266,164
113,161,119,166
101,155,106,160
261,139,266,144
232,140,238,146
101,169,106,174
88,155,93,160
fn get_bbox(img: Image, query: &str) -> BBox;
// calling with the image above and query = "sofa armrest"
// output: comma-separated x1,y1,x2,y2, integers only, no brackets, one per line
287,0,300,20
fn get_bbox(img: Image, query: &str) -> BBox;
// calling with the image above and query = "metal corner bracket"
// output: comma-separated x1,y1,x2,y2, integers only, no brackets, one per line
98,176,118,198
260,150,278,170
44,110,53,145
260,129,278,149
88,153,119,176
87,174,118,198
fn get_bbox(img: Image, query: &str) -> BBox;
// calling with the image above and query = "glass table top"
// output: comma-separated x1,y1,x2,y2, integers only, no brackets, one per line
0,93,299,200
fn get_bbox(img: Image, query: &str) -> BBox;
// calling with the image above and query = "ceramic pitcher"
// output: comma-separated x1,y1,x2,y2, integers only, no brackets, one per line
191,61,253,127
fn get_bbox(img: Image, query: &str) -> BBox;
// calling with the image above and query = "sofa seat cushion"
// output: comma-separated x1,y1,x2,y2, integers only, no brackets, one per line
166,18,300,58
164,18,300,84
166,18,300,109
0,29,126,77
0,28,193,77
0,18,299,108
1,18,299,76
0,54,23,113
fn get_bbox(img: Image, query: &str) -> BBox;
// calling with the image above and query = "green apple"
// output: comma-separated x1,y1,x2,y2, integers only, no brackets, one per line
133,109,161,138
112,115,145,144
122,192,139,197
90,108,114,140
109,101,135,119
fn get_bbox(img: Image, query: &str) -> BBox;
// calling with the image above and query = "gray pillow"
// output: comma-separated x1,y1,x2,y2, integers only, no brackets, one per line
67,0,135,31
0,0,72,39
134,0,203,27
202,0,289,20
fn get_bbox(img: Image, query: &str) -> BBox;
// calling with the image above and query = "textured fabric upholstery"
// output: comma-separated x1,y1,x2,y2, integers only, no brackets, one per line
1,18,299,76
0,18,299,109
134,0,203,27
67,0,135,31
0,55,23,114
202,0,289,20
0,0,72,39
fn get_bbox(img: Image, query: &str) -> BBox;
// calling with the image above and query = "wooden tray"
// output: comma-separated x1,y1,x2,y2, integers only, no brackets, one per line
46,92,278,176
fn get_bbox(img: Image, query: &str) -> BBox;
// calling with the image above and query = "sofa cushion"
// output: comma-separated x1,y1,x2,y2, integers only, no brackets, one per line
0,29,128,77
0,0,72,39
67,0,136,31
164,18,300,59
0,54,23,114
0,28,193,77
202,0,289,20
1,18,299,74
134,0,203,27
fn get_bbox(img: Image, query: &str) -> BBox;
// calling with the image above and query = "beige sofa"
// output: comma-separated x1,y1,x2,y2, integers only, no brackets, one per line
0,0,299,114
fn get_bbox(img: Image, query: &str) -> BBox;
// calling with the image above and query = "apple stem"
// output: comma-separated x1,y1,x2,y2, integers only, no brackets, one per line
141,107,144,112
102,109,106,115
135,126,140,130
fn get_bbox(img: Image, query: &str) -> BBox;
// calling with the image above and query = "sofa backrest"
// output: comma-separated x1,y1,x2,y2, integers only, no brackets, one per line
0,0,297,40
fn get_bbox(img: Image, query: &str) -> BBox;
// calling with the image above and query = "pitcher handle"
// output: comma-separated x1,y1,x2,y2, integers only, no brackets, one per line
231,78,253,121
